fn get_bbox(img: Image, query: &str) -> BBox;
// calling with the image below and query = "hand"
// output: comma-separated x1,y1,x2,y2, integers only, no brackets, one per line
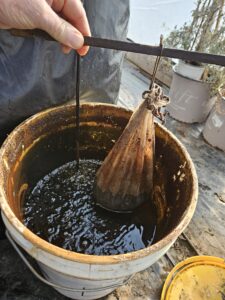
0,0,91,55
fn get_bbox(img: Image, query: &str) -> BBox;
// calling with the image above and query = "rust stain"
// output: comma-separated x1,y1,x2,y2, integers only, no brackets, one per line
0,103,198,265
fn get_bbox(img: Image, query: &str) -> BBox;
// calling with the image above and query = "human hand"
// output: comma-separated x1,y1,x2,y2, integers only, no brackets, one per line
0,0,91,55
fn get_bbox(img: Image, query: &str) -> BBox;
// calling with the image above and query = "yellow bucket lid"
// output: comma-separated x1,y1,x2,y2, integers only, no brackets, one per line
161,256,225,300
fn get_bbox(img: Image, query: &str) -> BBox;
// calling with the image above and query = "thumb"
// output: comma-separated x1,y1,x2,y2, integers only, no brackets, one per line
39,3,84,50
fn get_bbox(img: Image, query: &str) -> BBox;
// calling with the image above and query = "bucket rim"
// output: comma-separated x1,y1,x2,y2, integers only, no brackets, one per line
0,103,198,265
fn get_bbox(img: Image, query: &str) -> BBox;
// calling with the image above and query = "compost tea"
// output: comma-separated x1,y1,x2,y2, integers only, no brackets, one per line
23,159,157,255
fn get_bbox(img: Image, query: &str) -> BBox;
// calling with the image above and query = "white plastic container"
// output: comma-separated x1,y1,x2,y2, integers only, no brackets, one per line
168,69,215,123
176,60,205,80
203,89,225,152
0,103,198,300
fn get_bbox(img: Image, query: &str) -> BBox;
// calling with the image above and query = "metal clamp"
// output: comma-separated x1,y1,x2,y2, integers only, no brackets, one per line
6,231,132,293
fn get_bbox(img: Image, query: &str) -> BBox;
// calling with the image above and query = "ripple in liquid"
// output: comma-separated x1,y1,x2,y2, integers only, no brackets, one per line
23,160,157,255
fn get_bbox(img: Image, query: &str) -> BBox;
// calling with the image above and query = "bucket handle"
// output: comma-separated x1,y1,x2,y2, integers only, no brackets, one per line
6,231,132,293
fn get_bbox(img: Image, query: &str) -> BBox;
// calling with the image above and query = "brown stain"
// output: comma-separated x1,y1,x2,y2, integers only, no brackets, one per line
95,100,154,211
0,103,198,265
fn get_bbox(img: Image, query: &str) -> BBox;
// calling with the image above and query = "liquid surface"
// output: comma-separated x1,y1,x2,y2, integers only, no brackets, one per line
23,160,157,255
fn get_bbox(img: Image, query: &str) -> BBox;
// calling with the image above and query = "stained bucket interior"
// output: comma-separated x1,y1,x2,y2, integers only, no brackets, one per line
1,103,196,246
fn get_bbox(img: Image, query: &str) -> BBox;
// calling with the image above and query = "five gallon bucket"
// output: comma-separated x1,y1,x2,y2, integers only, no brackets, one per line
0,103,198,299
203,89,225,151
168,69,214,123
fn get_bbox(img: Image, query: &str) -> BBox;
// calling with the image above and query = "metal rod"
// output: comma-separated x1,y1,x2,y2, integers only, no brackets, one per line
84,36,225,67
75,54,80,169
9,29,225,66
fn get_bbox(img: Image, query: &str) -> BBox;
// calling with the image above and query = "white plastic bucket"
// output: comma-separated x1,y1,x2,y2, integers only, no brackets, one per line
168,69,215,123
175,60,205,80
203,89,225,152
0,103,198,299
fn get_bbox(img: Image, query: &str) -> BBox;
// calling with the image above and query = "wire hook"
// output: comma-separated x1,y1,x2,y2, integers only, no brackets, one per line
149,34,163,90
142,35,170,123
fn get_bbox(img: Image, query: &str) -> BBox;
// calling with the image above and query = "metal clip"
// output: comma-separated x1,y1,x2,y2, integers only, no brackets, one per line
143,84,169,123
142,35,170,123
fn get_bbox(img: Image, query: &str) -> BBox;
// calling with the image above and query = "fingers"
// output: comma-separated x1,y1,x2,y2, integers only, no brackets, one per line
39,1,84,51
51,0,64,12
57,0,91,36
76,46,89,56
58,0,91,55
45,0,91,55
61,44,72,54
0,22,10,29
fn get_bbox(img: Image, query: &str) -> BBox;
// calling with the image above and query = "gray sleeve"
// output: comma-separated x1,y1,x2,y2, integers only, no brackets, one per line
0,30,77,130
81,0,130,104
0,0,130,132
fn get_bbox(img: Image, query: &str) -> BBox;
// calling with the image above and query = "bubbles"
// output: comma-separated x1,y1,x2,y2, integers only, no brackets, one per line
23,159,156,255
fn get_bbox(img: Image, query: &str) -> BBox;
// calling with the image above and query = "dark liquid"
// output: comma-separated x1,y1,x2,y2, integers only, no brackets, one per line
23,160,157,255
